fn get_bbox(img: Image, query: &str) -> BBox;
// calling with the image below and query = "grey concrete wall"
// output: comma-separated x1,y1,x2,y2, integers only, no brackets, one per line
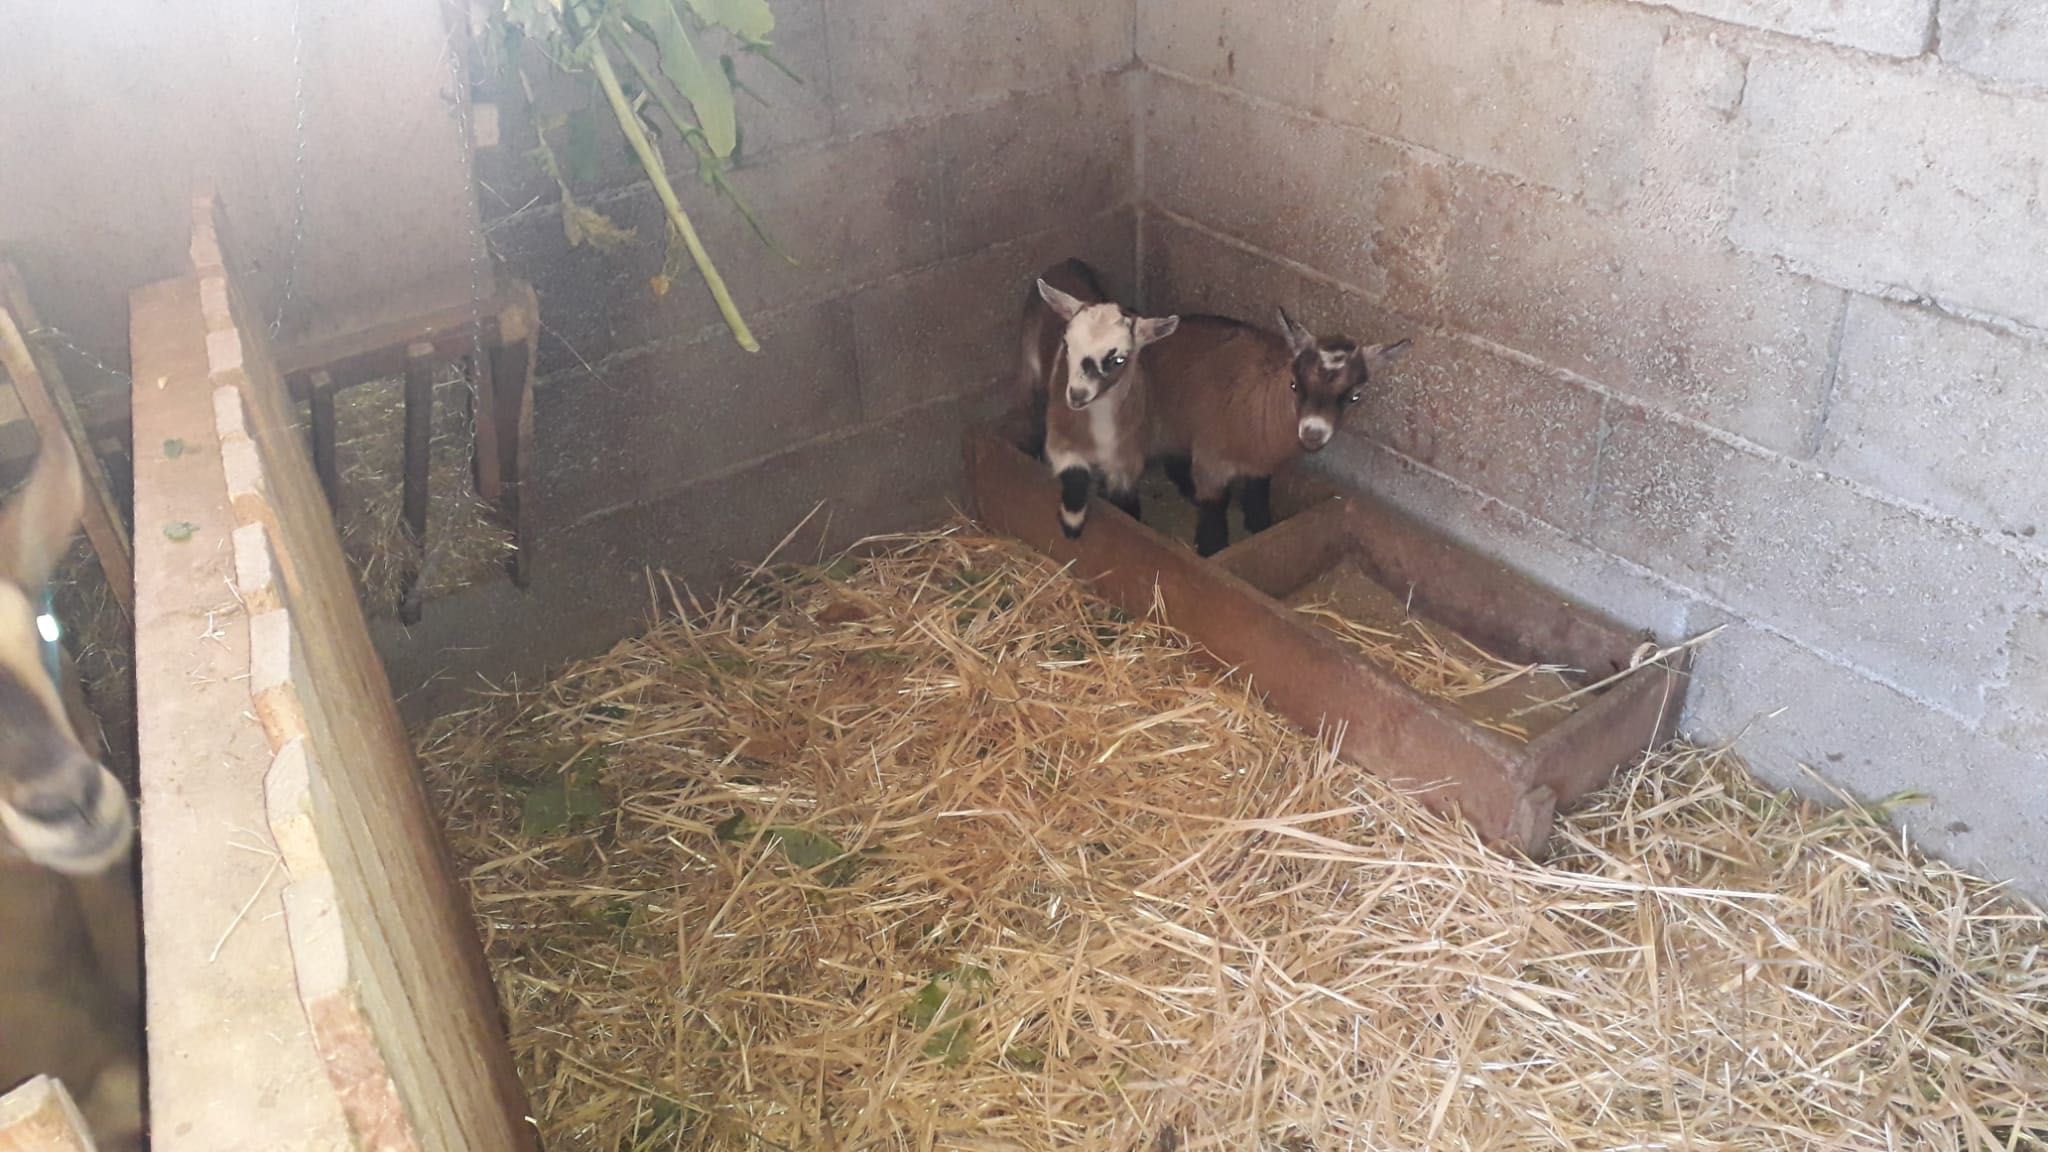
383,2,1140,715
1135,0,2048,896
0,0,481,425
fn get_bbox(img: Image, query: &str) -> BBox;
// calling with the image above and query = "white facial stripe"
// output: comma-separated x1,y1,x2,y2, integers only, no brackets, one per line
1319,348,1351,371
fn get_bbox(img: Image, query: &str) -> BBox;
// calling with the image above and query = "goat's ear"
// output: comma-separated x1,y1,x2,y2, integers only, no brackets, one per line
0,432,85,593
1276,307,1315,356
1134,314,1180,346
1363,338,1412,368
1037,279,1086,322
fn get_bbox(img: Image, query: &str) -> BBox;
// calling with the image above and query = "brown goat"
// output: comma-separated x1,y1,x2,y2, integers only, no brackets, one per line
1017,259,1179,538
0,430,143,1150
1148,309,1407,556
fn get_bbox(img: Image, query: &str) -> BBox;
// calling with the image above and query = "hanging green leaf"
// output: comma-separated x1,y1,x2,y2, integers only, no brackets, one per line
622,0,738,157
685,0,775,42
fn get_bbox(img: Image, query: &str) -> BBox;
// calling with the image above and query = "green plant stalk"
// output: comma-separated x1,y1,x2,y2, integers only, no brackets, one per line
589,35,759,352
607,30,794,265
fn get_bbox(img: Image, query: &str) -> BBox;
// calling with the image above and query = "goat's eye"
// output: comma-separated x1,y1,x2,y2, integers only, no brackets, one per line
1106,350,1126,369
1346,390,1363,404
1290,380,1301,393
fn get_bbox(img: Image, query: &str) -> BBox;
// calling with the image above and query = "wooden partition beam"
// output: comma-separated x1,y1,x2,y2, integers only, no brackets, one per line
0,264,134,613
190,192,536,1152
132,277,348,1150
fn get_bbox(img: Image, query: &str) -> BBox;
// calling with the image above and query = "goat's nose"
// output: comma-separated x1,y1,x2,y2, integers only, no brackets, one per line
0,757,135,876
1067,385,1098,410
1298,417,1334,450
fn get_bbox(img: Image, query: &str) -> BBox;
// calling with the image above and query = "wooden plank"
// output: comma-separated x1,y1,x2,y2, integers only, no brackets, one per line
399,343,434,624
0,264,133,613
0,1077,97,1152
466,353,502,503
309,371,339,510
488,285,537,587
130,274,349,1151
194,193,537,1152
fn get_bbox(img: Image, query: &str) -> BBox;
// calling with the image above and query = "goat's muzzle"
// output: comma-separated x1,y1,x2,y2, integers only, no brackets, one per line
1297,416,1335,451
1,753,135,875
1065,383,1100,410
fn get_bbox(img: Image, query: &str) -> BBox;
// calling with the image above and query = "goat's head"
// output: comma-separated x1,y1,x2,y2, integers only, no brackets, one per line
1037,279,1179,411
0,433,132,875
1278,308,1409,452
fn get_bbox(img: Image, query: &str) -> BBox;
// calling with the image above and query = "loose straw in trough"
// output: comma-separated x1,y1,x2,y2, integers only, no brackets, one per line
422,523,2048,1152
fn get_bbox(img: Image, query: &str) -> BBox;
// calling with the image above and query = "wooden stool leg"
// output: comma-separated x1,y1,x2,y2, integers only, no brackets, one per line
308,371,339,510
467,352,503,504
491,285,538,589
399,343,435,624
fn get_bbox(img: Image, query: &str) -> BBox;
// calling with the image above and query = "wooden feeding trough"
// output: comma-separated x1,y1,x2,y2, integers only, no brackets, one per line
965,412,1689,852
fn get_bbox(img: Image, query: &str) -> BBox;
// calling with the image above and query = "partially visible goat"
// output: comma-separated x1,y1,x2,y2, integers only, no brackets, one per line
1148,308,1408,555
1017,259,1180,538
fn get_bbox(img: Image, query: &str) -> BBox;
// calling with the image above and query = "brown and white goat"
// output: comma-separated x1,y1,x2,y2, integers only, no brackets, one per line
1017,259,1179,538
0,430,143,1152
1148,309,1408,556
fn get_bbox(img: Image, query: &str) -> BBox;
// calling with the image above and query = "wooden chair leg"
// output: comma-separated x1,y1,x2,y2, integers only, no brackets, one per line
399,343,435,624
467,352,502,504
308,370,339,511
492,284,538,589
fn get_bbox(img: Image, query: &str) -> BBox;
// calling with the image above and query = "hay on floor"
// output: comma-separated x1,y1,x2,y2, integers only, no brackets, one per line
421,523,2048,1152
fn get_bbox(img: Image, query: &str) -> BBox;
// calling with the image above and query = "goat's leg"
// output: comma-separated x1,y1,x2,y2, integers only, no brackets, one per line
1057,466,1093,539
1192,460,1234,557
1162,455,1197,503
1106,476,1141,523
1241,475,1274,534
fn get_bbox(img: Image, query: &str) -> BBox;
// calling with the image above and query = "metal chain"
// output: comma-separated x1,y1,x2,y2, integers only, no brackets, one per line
269,0,312,339
23,326,133,389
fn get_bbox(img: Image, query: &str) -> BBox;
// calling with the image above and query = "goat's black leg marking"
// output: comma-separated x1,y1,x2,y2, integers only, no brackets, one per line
1058,466,1092,539
1195,496,1231,557
1108,482,1140,523
1162,455,1197,502
1241,475,1274,534
1024,400,1048,461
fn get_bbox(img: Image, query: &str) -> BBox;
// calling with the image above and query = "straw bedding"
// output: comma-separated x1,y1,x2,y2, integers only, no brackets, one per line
421,523,2048,1152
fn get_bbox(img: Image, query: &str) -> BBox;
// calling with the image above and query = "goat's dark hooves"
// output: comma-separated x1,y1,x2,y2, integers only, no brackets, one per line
1061,523,1084,540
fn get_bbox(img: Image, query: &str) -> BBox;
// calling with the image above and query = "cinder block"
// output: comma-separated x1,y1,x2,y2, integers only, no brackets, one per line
1987,607,2048,747
1315,0,1741,211
1362,333,1606,534
1631,0,1933,55
829,0,1133,134
205,326,244,378
1150,216,1610,537
1140,214,1372,334
850,209,1135,421
942,72,1135,256
248,608,308,751
263,738,325,881
547,396,972,601
1732,51,2048,331
1684,621,2048,903
1939,0,2048,87
533,300,864,524
1427,164,1845,454
1137,0,1341,109
1147,74,1433,305
497,124,944,378
220,437,269,525
1821,296,2048,538
1313,434,1698,640
1593,407,2031,714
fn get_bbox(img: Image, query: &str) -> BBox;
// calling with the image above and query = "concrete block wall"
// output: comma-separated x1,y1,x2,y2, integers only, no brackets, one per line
383,1,1140,712
1133,0,2048,895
